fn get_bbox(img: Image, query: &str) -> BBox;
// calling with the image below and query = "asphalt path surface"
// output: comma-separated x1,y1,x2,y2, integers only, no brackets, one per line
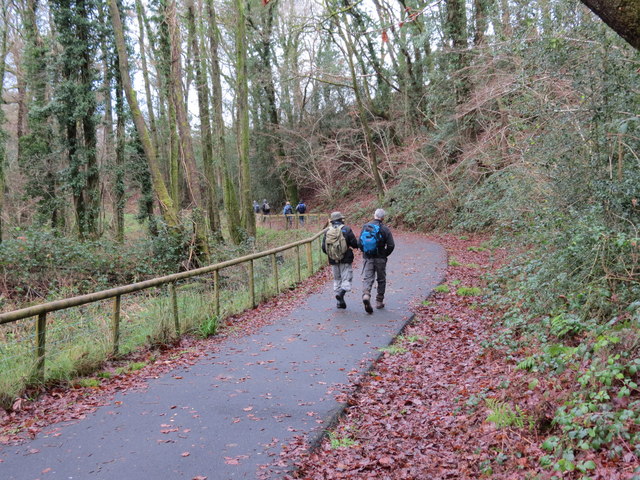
0,233,446,480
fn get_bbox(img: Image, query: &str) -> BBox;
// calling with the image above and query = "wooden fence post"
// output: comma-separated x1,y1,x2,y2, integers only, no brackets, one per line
112,295,121,356
306,242,313,275
214,269,220,317
35,313,46,382
295,245,301,283
169,282,180,336
272,253,279,294
249,259,255,308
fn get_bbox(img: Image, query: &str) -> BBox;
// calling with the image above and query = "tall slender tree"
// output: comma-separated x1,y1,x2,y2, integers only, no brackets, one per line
327,0,385,200
205,0,242,243
100,1,118,240
113,58,126,242
135,0,159,155
248,0,298,204
21,0,61,229
49,0,101,239
186,0,220,238
155,0,181,206
445,0,469,103
0,1,8,243
108,0,181,229
166,0,209,258
235,0,255,236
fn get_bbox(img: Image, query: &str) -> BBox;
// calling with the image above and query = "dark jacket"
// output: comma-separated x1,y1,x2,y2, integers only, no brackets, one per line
358,219,395,259
322,220,359,265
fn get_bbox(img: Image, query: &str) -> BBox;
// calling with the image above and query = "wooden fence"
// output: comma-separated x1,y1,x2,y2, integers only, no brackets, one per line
257,213,327,230
0,227,328,382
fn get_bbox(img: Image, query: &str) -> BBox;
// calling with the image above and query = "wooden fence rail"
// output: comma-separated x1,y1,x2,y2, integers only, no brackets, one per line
257,213,326,230
0,227,328,382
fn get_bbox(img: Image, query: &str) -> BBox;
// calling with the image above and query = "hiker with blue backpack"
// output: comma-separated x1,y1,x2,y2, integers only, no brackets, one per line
295,200,307,225
359,208,395,314
322,211,359,309
283,201,294,228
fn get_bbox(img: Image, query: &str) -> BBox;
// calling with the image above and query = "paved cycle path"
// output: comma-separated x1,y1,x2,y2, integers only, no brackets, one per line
0,233,446,480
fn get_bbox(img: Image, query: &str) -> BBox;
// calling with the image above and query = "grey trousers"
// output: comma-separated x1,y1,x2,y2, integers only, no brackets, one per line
332,263,353,293
362,258,387,300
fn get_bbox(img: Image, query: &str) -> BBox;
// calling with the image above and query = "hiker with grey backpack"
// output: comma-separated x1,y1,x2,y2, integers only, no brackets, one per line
359,208,395,314
322,211,359,309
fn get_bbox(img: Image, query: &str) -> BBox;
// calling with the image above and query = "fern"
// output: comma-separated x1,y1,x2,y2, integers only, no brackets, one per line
485,398,530,429
550,313,583,338
516,356,537,371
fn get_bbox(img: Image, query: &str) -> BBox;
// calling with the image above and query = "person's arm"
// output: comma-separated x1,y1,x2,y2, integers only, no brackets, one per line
357,225,364,251
383,227,395,257
345,227,358,249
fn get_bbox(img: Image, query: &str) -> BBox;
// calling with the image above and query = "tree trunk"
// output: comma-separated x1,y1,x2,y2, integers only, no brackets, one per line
166,0,209,259
155,0,181,207
499,0,512,38
49,0,100,239
578,0,640,50
473,0,490,46
0,3,7,243
446,0,469,103
100,8,121,242
330,2,385,200
135,0,159,153
168,93,180,205
186,0,221,239
235,0,255,237
205,0,242,243
114,65,126,243
344,0,388,117
16,70,26,161
22,0,59,229
79,0,100,239
108,0,180,229
256,1,299,205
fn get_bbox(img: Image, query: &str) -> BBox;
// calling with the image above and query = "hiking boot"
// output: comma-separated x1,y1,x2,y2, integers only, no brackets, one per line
376,300,385,309
362,294,373,314
335,289,347,309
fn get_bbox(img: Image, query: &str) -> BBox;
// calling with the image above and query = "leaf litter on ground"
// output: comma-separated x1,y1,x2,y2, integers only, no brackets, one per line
279,233,640,480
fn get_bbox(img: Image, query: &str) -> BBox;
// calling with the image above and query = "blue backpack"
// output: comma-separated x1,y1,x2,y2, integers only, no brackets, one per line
296,203,306,214
360,223,382,255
